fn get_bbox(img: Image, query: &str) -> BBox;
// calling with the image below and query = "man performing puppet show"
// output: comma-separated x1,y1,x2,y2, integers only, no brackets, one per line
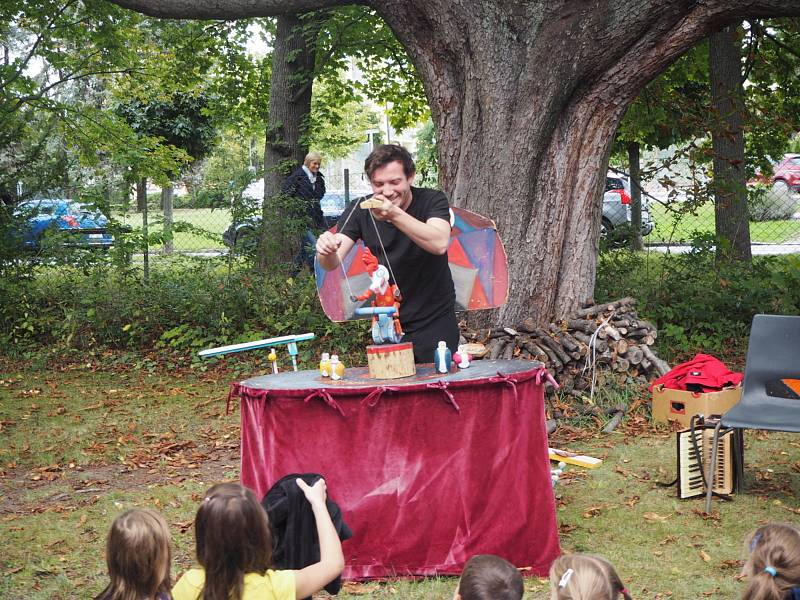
315,144,459,363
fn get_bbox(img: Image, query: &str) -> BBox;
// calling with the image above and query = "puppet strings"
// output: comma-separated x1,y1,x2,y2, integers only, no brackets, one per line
367,210,402,298
334,197,402,299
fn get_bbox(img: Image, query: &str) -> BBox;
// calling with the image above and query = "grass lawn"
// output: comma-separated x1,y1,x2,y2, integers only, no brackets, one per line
648,201,800,244
116,208,232,252
1,361,798,599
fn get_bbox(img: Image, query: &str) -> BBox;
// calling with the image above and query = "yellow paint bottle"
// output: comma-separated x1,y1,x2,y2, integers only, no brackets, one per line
319,352,331,377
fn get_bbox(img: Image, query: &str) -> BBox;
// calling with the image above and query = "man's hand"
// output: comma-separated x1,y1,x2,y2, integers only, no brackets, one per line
369,195,401,222
316,231,341,256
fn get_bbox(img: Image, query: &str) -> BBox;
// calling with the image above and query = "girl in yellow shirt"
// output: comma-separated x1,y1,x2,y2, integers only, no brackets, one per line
172,480,344,600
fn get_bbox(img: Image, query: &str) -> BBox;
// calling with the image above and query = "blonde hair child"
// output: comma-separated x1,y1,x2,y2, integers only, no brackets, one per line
94,508,173,600
742,523,800,600
549,553,632,600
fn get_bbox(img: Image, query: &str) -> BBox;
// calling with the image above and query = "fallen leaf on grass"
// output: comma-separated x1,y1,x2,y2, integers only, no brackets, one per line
341,582,380,594
719,559,743,570
582,505,604,518
643,512,671,523
699,550,711,562
624,495,640,507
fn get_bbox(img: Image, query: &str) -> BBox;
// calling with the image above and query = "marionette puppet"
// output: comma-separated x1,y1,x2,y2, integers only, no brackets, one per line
315,199,510,379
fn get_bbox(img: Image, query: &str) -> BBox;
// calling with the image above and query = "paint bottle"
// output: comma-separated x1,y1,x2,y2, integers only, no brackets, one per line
319,352,331,377
330,354,345,381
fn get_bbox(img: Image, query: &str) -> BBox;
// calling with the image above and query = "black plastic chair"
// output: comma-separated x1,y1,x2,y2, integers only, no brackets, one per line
722,314,800,433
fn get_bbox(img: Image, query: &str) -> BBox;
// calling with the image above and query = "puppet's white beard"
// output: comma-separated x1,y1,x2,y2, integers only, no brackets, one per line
370,277,388,295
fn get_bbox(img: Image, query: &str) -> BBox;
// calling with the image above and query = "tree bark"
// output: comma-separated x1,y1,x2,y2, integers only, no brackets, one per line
109,0,800,322
257,13,320,271
161,185,174,254
627,141,644,251
136,177,147,213
709,24,752,263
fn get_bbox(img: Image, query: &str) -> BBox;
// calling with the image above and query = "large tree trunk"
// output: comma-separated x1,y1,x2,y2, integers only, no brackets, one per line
109,0,800,325
627,142,644,251
256,13,319,271
709,25,752,263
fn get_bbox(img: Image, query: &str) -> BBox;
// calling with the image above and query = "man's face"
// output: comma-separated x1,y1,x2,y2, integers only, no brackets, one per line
307,159,321,173
369,160,415,210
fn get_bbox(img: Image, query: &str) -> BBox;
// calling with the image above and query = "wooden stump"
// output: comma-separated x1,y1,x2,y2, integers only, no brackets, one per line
366,342,416,379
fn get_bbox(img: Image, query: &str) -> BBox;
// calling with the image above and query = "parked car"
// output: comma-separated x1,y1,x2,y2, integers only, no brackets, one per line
11,199,114,250
223,191,348,249
602,173,655,240
769,153,800,194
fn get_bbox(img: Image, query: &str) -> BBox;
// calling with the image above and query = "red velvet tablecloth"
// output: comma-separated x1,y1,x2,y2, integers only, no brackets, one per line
229,359,560,579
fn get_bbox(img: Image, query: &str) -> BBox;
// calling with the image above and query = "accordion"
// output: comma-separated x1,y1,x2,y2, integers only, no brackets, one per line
676,416,741,499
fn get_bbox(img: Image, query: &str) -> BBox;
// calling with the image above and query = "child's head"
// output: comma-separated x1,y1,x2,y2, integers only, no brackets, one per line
96,508,172,600
455,554,524,600
194,483,272,599
549,553,631,600
742,522,800,600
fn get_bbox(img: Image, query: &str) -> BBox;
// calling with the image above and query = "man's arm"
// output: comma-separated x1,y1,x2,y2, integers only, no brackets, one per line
371,198,450,255
315,231,356,271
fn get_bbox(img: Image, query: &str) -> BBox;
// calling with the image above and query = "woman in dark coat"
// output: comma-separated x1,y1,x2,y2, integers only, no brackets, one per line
284,152,326,271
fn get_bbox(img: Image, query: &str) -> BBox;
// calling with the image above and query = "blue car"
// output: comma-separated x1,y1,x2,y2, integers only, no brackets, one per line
12,199,114,250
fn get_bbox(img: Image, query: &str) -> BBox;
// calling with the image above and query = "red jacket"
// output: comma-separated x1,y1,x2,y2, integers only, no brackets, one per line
649,353,743,392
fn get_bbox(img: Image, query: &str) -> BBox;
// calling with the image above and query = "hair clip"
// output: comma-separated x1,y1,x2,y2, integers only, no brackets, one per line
749,532,763,551
558,568,574,589
764,566,777,577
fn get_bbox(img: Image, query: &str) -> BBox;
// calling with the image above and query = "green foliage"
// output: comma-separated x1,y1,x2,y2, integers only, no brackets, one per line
313,6,429,132
414,119,439,187
0,259,369,361
595,247,800,360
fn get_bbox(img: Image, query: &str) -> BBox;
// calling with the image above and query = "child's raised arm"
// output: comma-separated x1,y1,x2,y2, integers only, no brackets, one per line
292,478,345,600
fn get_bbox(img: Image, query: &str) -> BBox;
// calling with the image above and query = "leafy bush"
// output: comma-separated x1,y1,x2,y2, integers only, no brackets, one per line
0,258,369,365
595,244,800,361
748,182,799,221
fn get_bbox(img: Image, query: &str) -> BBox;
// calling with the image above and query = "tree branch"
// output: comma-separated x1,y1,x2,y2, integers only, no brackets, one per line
108,0,355,19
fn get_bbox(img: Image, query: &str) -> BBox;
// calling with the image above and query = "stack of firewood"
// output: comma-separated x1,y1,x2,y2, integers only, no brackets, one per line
461,297,671,395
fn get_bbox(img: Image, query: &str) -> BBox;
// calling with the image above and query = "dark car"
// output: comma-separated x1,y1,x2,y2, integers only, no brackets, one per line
12,199,114,250
223,192,348,249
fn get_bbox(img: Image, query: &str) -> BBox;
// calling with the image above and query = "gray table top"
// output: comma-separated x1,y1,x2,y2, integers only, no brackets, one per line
238,359,544,391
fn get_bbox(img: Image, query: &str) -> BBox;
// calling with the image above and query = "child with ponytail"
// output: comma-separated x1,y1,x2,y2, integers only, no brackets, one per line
742,523,800,600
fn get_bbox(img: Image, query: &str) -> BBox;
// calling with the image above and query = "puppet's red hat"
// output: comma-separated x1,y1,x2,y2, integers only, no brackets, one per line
361,248,379,274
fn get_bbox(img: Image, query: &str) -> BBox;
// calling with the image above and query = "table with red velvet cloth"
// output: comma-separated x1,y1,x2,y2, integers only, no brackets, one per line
229,358,561,579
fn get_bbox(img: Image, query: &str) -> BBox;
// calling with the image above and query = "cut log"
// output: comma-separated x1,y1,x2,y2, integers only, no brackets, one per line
534,330,571,365
626,346,644,365
566,319,598,333
537,343,563,370
574,297,636,318
613,357,630,372
502,342,515,360
487,337,507,360
602,411,625,433
518,317,537,333
641,345,670,376
612,339,629,355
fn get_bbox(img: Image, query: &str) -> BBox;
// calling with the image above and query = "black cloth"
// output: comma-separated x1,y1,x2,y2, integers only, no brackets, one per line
338,187,458,363
283,166,326,229
261,473,352,599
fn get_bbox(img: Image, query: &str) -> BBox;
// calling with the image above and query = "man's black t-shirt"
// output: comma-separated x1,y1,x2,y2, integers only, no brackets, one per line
338,187,458,360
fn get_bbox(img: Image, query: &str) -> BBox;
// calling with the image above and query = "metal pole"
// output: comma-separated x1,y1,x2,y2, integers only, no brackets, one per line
343,168,350,203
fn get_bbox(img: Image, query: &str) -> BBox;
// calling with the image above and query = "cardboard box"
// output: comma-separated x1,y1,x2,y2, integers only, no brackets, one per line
652,384,742,427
